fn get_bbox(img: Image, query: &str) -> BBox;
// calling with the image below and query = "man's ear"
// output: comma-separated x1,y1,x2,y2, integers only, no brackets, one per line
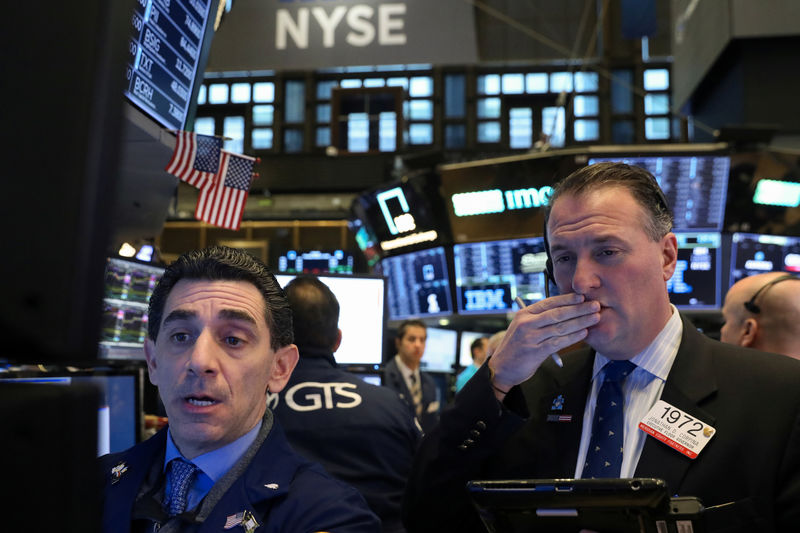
740,318,759,348
332,329,343,353
661,232,678,281
143,338,159,386
267,344,299,394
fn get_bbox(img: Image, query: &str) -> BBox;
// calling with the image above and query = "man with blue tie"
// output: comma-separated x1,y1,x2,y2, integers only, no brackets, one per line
403,162,800,533
99,246,378,532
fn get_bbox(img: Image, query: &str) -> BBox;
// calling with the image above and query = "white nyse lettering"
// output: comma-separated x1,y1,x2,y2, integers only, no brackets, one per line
276,8,309,49
311,6,347,48
346,5,375,47
379,4,406,45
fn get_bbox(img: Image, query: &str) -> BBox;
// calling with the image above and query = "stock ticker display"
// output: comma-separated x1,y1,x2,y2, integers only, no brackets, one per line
666,232,722,310
453,237,548,315
124,0,214,130
729,233,800,287
381,247,453,321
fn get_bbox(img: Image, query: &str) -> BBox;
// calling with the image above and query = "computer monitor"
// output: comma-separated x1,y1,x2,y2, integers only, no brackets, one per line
422,327,459,373
453,236,548,315
274,273,386,366
667,232,723,310
459,331,488,368
587,154,730,232
728,233,800,287
99,257,166,360
277,249,354,274
380,246,455,321
0,366,144,456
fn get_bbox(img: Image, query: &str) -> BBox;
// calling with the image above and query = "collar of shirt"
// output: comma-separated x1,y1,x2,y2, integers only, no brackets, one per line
592,305,683,383
394,354,420,392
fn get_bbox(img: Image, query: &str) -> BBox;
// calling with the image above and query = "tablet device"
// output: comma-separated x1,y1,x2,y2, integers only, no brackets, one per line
467,478,703,533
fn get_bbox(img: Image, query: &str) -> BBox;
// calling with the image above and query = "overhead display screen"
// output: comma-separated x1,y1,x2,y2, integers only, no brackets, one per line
666,232,722,310
380,247,454,321
729,233,800,287
453,237,548,315
124,0,214,131
588,155,730,232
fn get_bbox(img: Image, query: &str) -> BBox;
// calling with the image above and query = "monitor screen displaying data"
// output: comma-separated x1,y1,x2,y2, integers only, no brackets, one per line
729,233,800,287
588,155,730,232
453,237,548,315
667,232,722,310
274,274,385,366
422,327,459,372
381,247,454,321
278,250,354,274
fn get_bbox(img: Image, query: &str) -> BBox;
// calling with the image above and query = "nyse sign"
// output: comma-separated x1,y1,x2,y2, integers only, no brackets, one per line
207,0,477,71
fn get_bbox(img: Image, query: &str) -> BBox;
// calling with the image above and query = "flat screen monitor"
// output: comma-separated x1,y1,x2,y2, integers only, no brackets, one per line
459,331,487,368
587,155,730,232
422,327,458,372
380,246,454,321
278,249,354,274
453,236,548,315
729,233,800,287
274,273,386,366
124,0,219,131
667,232,722,310
0,368,143,456
99,258,166,360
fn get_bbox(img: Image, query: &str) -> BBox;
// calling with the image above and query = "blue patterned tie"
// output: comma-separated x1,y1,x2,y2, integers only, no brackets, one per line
164,458,198,516
583,360,636,478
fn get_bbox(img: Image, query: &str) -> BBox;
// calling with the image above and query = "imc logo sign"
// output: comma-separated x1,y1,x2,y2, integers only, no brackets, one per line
451,186,554,217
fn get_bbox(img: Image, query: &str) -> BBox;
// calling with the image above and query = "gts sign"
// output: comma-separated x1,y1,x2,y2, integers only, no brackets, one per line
451,186,553,217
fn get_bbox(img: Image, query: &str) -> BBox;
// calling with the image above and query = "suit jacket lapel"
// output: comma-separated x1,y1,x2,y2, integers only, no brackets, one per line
635,316,718,492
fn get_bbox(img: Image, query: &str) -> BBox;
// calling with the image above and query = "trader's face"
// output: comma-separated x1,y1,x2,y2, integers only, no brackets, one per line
396,325,427,368
547,187,677,359
145,279,297,459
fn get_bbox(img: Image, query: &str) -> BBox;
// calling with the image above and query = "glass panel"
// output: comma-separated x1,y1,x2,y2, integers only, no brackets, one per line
477,74,500,95
574,72,599,92
409,76,433,97
197,85,207,105
340,79,362,89
477,121,501,143
409,123,433,144
644,93,670,115
611,119,635,143
509,107,532,149
445,124,466,149
253,82,275,103
364,78,385,88
386,77,408,89
379,112,397,151
526,73,548,93
347,112,369,152
502,73,525,94
284,128,304,153
644,68,669,91
574,119,599,141
574,95,599,117
477,97,501,118
610,69,633,114
252,105,274,126
252,128,273,149
285,80,305,123
230,83,251,103
316,80,337,100
223,116,245,153
550,72,573,93
316,104,331,123
444,74,465,118
408,100,433,120
542,107,565,147
315,127,330,147
208,83,229,104
194,117,215,135
645,117,670,140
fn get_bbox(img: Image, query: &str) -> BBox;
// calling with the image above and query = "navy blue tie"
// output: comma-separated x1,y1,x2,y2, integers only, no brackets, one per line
583,360,636,478
164,458,198,516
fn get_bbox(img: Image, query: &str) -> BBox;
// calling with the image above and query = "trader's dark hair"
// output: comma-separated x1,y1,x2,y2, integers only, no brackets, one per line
544,162,673,242
396,319,427,340
470,336,487,359
284,275,340,353
147,245,293,351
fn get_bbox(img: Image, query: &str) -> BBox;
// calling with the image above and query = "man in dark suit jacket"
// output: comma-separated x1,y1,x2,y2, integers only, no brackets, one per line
403,163,800,532
273,275,421,533
99,246,378,532
383,319,441,433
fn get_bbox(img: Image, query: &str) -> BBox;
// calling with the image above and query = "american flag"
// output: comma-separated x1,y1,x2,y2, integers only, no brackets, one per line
195,151,255,230
165,131,222,189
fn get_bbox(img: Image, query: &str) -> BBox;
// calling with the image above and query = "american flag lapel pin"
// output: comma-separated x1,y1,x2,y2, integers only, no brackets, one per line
225,510,259,532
